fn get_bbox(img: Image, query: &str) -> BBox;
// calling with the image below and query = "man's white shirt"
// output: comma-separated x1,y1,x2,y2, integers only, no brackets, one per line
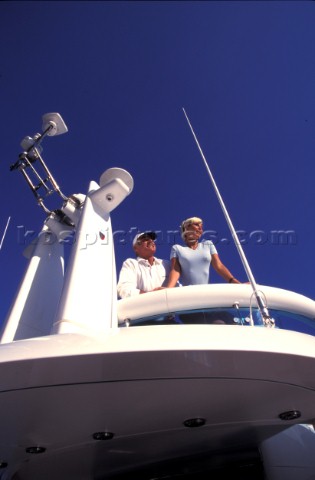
117,257,170,298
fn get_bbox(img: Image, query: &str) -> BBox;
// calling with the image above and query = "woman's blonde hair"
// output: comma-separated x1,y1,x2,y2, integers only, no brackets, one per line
180,217,203,240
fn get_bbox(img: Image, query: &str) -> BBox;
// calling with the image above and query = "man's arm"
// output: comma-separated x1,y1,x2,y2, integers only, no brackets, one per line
117,259,142,298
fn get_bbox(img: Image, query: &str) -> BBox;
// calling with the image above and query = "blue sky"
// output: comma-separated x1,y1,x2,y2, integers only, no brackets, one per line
1,1,315,323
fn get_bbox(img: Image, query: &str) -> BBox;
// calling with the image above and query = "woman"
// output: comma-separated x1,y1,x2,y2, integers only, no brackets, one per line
166,216,240,287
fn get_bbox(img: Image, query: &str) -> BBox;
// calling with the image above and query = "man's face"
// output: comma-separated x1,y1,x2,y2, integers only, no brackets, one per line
133,235,156,258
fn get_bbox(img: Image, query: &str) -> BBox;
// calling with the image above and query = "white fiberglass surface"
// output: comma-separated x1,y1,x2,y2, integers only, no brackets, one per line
120,307,315,337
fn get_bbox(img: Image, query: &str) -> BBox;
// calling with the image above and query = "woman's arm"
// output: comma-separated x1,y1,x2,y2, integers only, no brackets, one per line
211,254,240,283
166,257,181,288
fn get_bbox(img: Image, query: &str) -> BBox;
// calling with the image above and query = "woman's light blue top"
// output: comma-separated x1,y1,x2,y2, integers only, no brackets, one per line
170,240,218,286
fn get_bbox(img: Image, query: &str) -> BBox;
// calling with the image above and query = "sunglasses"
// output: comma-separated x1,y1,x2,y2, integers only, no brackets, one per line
136,237,155,245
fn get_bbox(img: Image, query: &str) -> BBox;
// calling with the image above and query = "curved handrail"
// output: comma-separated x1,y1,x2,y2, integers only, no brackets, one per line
117,284,315,325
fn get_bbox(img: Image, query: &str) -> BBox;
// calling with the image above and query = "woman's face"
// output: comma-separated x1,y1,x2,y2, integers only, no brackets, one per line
184,221,203,242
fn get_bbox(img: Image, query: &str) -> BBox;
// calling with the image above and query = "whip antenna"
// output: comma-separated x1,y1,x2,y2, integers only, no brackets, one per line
0,216,11,251
182,108,274,327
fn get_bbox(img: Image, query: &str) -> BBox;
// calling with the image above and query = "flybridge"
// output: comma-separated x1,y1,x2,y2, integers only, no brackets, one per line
5,112,315,338
5,112,309,336
0,113,315,480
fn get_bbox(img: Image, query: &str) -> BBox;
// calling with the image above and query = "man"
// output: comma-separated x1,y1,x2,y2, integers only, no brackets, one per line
117,231,170,299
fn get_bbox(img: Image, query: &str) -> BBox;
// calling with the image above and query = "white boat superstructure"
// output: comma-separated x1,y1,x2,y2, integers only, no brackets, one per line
0,114,314,479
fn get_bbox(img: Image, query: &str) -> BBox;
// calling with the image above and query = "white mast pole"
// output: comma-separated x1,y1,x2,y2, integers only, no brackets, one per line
182,108,274,327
